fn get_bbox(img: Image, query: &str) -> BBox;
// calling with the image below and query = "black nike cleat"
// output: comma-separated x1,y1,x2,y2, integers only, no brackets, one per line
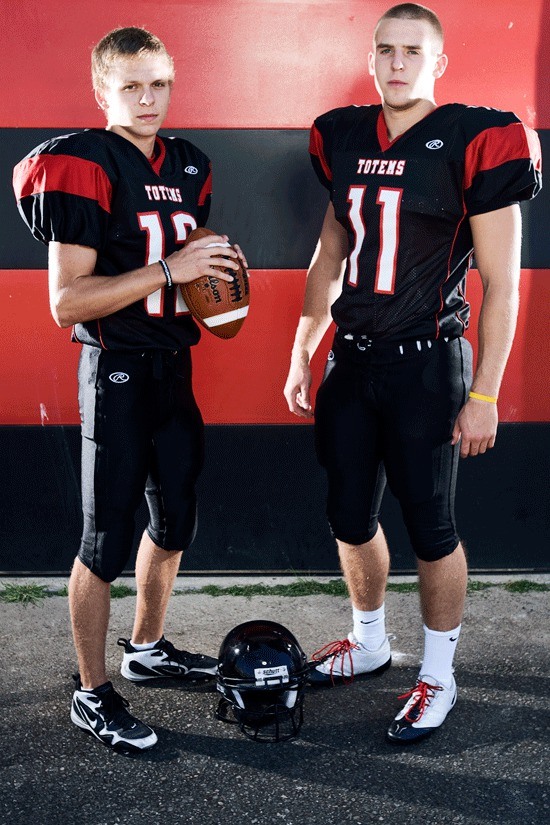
71,679,157,752
118,636,218,682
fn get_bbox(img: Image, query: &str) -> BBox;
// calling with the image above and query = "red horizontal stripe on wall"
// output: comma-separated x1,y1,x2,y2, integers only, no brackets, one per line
463,271,550,424
0,269,548,425
1,1,546,129
13,154,112,213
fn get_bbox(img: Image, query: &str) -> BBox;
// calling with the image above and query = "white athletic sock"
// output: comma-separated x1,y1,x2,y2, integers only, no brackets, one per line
130,638,161,651
352,604,386,650
420,624,461,686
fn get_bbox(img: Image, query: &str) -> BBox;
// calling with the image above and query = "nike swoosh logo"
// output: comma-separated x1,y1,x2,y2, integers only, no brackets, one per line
450,636,458,641
360,620,377,624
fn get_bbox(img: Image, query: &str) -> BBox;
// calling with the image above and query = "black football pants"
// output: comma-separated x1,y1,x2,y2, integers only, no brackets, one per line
314,333,473,561
77,346,204,582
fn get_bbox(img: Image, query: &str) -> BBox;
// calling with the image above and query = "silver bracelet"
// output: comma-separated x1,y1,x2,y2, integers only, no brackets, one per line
158,258,173,289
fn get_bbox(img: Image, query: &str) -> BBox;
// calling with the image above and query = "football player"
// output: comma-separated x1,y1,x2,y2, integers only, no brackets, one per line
13,27,247,752
284,3,541,743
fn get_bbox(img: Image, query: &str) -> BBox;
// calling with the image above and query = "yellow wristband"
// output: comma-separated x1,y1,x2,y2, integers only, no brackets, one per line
469,391,498,404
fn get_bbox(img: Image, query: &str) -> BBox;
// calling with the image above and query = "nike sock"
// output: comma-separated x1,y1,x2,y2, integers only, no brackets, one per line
420,624,461,686
77,680,111,693
352,604,386,650
130,638,161,650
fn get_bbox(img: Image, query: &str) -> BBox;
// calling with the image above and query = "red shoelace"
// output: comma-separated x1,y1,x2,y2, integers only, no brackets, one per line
397,680,443,723
311,638,360,685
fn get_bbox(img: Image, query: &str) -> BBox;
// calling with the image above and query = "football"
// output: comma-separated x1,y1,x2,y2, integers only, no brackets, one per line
180,227,250,339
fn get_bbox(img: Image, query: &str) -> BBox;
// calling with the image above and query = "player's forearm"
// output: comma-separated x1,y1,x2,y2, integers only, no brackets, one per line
469,205,522,398
291,253,346,366
290,316,331,368
284,254,341,417
50,263,167,328
290,273,341,364
290,201,348,364
472,279,519,398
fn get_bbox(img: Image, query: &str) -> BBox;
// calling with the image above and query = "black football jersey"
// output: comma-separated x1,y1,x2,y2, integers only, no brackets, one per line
310,104,542,341
13,129,213,350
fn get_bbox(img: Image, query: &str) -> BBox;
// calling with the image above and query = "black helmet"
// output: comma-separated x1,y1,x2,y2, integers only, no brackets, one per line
216,620,310,742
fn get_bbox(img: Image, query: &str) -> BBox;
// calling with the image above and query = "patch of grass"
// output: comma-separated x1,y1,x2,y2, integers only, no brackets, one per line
110,584,136,599
185,579,349,598
387,581,418,593
0,582,50,605
0,577,547,602
503,580,549,593
467,580,494,592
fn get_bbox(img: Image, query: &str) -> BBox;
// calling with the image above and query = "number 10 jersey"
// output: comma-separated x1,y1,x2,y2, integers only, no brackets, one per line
13,129,212,351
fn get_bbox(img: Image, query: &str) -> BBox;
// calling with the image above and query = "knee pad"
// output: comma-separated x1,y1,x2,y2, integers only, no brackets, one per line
413,537,459,563
400,490,459,562
147,498,198,552
404,514,459,561
78,517,135,583
328,518,379,548
77,546,131,584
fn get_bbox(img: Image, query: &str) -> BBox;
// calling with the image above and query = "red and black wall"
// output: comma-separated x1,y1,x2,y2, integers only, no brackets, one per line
1,0,548,573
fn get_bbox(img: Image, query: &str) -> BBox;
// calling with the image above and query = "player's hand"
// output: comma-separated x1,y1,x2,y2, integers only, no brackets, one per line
284,359,313,418
451,397,498,458
166,234,240,284
232,243,248,271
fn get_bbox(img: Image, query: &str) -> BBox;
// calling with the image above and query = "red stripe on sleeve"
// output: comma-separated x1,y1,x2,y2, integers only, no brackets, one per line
198,166,212,206
524,124,543,172
13,154,112,213
463,122,541,191
309,123,332,182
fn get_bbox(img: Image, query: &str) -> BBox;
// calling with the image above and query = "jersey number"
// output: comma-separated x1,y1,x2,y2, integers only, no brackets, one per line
347,185,403,294
138,211,197,316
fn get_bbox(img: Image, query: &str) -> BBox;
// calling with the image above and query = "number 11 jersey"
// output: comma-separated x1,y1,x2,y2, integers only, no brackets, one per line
310,103,542,342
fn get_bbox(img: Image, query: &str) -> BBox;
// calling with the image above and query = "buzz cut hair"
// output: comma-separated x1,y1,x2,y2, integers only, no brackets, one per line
91,26,174,90
374,3,444,51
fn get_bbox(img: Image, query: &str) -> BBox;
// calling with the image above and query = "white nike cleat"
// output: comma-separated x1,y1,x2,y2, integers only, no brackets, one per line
308,633,391,686
386,673,457,744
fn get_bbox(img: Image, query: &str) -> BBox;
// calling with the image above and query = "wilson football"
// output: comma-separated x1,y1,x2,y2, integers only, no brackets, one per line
180,227,250,339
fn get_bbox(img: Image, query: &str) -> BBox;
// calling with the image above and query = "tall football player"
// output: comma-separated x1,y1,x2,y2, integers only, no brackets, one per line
284,3,541,743
13,27,247,752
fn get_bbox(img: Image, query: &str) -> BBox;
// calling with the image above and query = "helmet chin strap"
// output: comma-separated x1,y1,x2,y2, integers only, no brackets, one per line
231,688,246,709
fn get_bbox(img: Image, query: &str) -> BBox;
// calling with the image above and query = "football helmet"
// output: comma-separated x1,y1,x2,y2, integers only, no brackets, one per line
216,620,310,742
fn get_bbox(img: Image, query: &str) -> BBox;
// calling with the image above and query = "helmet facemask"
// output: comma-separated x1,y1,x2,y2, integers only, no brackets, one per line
216,684,305,742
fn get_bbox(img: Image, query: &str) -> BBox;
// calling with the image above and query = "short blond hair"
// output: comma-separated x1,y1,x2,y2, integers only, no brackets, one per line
374,3,444,50
91,27,174,90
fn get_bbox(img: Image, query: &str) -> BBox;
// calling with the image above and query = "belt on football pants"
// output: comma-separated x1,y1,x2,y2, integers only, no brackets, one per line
334,329,458,357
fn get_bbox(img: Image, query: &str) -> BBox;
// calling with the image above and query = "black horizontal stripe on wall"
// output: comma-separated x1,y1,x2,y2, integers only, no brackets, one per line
2,128,549,270
0,423,548,574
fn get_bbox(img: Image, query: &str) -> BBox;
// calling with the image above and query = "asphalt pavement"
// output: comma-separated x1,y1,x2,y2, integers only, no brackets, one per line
1,575,549,825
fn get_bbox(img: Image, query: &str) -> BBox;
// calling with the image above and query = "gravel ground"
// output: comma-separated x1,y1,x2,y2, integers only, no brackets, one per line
0,577,548,825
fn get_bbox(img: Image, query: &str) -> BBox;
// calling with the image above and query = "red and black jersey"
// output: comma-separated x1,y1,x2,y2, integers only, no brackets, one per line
310,103,542,342
13,129,213,350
